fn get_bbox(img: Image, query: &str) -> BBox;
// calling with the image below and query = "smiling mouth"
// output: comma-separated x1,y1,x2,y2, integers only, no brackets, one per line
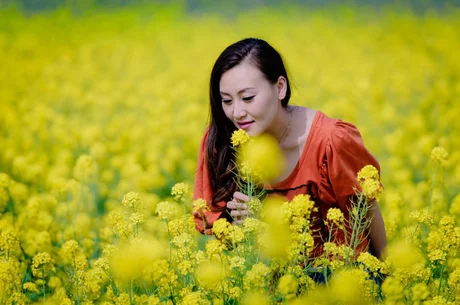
237,121,254,129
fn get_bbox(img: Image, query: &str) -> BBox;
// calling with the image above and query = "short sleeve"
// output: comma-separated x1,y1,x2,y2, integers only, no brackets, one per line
319,120,383,212
193,128,226,234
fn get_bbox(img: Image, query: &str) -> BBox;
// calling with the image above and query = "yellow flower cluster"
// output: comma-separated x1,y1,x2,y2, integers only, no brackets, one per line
122,191,141,210
231,129,251,147
171,182,191,202
237,133,286,183
31,252,56,278
325,207,345,228
0,2,459,304
278,274,298,300
212,218,244,244
357,165,383,200
357,252,389,277
430,146,449,165
192,198,210,213
243,263,271,290
156,201,180,220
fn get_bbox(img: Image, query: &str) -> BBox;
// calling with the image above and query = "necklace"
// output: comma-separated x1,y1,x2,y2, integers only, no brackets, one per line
278,106,293,144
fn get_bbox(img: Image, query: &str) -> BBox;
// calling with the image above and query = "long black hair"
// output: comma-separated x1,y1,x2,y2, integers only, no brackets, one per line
206,37,292,210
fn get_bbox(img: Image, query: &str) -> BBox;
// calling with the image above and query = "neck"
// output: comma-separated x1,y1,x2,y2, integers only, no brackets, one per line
268,106,293,145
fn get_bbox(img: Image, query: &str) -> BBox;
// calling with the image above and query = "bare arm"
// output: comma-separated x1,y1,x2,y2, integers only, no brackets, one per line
367,199,387,260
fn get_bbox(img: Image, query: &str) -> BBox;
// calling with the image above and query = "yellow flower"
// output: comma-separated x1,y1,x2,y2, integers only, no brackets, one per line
211,218,244,244
60,240,80,262
122,191,142,211
155,201,180,220
192,198,210,213
382,276,404,301
237,134,286,183
357,164,379,181
242,217,261,234
357,164,383,200
259,196,292,259
247,197,262,214
328,268,372,305
424,296,454,305
240,291,270,305
195,260,225,290
409,208,433,226
0,228,21,258
428,249,446,263
31,252,56,278
73,154,98,183
180,291,210,305
325,207,344,228
360,179,383,200
171,182,191,202
110,237,166,282
357,251,389,276
386,240,423,269
411,282,430,302
231,129,251,147
278,274,298,300
168,216,195,237
243,263,271,290
448,268,460,289
229,256,245,270
129,212,145,226
205,239,227,258
23,282,40,293
430,146,448,165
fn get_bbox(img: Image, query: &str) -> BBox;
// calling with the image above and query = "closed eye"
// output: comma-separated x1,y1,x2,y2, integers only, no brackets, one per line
222,99,232,104
243,95,255,102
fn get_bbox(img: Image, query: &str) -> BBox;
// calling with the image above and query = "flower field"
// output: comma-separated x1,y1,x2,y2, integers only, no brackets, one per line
0,3,459,304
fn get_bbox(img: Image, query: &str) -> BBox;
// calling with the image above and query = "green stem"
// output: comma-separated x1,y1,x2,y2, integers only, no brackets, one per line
428,163,439,210
42,266,46,300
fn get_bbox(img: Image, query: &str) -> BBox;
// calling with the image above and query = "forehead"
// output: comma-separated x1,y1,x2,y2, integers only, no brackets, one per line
219,62,267,94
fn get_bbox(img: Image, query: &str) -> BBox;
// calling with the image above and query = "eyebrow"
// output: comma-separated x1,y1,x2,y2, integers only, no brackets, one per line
220,87,256,96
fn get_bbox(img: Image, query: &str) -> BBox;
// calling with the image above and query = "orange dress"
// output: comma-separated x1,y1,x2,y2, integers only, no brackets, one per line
193,111,382,257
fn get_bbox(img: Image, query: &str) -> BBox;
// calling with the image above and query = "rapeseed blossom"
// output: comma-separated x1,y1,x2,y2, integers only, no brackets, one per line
171,182,191,202
0,3,459,304
278,274,298,300
31,252,56,278
231,129,251,147
192,198,209,213
357,164,383,200
430,147,449,165
326,207,345,228
110,237,166,282
237,133,286,183
195,260,226,289
329,268,375,304
156,201,180,220
122,191,142,210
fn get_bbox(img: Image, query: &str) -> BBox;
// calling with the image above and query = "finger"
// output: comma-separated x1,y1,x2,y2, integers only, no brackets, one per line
233,191,250,202
227,200,248,210
233,219,244,225
230,210,249,217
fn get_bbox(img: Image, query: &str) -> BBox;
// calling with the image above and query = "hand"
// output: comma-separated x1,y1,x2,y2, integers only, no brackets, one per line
227,191,250,225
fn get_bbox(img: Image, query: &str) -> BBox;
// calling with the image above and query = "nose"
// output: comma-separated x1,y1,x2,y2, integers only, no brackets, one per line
233,100,247,120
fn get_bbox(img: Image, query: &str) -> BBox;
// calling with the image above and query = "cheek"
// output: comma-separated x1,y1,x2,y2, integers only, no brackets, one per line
222,104,233,120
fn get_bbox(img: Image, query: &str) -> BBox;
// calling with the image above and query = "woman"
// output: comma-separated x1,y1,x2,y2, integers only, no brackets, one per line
193,37,387,261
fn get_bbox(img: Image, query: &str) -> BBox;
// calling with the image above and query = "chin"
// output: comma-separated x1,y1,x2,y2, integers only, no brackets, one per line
247,129,262,137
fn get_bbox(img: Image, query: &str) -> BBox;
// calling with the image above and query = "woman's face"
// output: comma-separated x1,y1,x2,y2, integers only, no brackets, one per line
219,61,287,137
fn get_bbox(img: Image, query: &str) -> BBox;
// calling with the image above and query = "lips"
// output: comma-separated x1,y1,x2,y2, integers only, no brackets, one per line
237,121,254,129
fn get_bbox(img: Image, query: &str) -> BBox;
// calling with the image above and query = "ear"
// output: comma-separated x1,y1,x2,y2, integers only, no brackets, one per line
276,76,287,101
